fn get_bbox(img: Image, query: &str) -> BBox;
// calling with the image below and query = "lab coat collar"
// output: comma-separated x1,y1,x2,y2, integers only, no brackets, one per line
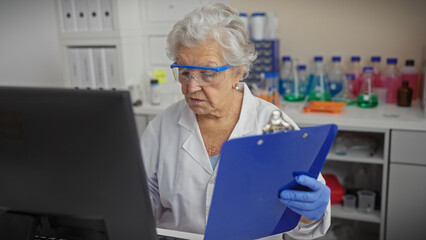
229,82,259,139
178,103,213,174
177,83,260,175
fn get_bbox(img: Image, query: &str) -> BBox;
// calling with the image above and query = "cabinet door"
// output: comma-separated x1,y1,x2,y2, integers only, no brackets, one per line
386,163,426,240
390,130,426,165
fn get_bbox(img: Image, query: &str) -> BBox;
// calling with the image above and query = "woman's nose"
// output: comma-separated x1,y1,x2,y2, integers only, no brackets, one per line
187,74,202,92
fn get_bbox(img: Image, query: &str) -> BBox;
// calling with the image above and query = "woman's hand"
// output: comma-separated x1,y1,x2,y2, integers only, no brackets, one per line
279,175,330,221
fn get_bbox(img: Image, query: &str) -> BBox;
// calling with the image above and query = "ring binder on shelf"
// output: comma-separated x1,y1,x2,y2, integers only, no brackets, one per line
60,0,77,32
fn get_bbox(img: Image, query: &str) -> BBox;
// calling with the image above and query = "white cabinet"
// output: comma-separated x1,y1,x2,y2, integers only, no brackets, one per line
386,130,426,240
55,0,144,90
387,164,426,240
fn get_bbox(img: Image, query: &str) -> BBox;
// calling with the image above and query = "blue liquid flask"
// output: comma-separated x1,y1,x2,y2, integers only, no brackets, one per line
279,56,292,96
307,56,331,101
327,56,344,97
283,59,306,101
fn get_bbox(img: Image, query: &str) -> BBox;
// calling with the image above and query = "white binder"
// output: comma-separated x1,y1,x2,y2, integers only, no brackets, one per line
74,0,89,31
60,0,77,32
87,0,103,31
104,47,120,89
66,48,82,88
100,0,114,31
92,48,108,89
79,48,96,88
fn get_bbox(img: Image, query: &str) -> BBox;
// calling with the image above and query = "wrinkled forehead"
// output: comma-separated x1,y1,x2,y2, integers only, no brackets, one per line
175,40,225,67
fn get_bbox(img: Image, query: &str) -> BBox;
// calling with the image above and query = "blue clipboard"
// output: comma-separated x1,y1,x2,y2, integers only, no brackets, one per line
204,124,338,240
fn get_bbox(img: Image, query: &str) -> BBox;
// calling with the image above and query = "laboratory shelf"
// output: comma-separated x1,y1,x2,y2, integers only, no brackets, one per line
327,152,384,165
331,204,381,223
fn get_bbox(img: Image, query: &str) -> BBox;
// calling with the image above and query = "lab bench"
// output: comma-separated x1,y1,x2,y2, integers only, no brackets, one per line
133,100,426,240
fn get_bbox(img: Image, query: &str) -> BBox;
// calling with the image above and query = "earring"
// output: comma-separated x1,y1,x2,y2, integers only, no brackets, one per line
234,84,240,91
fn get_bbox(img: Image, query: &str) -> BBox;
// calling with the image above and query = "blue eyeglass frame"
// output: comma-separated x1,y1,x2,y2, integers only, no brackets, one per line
170,62,232,72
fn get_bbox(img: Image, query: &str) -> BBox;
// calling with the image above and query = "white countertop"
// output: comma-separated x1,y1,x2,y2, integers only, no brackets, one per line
134,99,426,131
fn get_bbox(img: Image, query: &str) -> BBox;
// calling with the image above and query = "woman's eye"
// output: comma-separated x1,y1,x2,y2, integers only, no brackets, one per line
201,71,216,79
180,70,191,77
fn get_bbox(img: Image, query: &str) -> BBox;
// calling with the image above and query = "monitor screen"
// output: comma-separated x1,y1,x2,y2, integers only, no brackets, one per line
0,87,157,240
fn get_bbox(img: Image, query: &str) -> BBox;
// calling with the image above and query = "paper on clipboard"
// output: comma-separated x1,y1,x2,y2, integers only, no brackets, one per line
204,124,338,240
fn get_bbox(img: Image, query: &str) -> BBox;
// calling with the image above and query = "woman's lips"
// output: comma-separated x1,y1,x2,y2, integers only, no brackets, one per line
189,97,203,103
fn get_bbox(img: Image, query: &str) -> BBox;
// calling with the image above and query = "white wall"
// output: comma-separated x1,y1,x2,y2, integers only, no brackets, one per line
0,0,63,87
230,0,426,70
1,0,425,88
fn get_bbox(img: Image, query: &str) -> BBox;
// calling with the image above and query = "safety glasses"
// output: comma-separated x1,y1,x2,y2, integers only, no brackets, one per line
170,62,232,86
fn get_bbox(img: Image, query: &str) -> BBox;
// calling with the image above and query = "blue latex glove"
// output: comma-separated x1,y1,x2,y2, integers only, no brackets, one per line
279,175,330,221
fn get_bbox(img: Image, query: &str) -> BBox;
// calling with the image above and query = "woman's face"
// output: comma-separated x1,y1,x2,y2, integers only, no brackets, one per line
175,40,242,117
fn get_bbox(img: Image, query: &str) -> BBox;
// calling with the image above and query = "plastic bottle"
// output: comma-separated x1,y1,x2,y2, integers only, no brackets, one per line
346,56,362,96
239,13,248,30
283,59,306,102
370,56,382,87
264,12,278,40
307,56,331,101
250,12,266,40
296,64,308,99
357,67,378,108
397,80,413,107
279,56,292,96
150,79,161,105
400,59,418,100
327,56,344,97
380,58,400,103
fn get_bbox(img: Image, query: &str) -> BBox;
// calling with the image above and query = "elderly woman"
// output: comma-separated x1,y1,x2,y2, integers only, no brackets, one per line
140,3,330,239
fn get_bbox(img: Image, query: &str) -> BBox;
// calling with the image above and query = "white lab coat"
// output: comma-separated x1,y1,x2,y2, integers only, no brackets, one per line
140,83,331,239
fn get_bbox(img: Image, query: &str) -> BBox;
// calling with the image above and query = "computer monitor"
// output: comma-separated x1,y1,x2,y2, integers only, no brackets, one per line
0,87,157,240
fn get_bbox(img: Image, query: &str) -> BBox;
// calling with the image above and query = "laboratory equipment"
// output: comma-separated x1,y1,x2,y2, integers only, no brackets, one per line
370,56,382,87
357,67,378,108
357,190,376,214
264,12,278,40
303,101,346,114
279,56,292,96
400,59,418,100
0,87,157,240
239,12,248,29
262,109,293,133
346,56,362,96
307,56,331,101
343,195,357,211
283,59,306,101
327,56,344,97
380,58,400,103
250,12,266,40
150,79,161,105
397,80,413,107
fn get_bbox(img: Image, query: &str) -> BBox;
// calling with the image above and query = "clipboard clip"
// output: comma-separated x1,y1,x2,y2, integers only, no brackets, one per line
262,110,294,134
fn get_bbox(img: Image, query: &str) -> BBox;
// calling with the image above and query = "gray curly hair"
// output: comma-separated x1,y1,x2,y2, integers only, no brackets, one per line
166,3,257,79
